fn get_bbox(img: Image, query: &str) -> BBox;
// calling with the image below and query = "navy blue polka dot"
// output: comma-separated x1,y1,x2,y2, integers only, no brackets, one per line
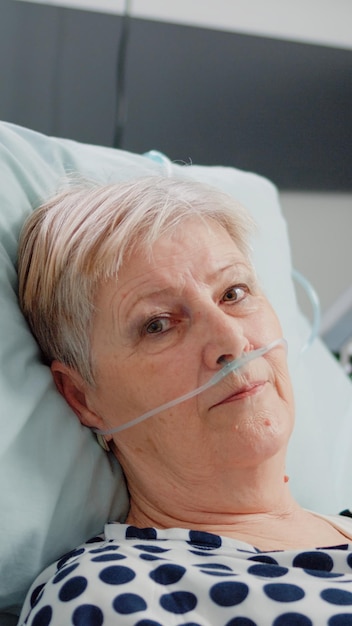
196,563,233,571
160,591,197,614
210,581,249,607
32,606,52,626
247,564,288,578
273,613,312,626
304,569,342,579
58,576,88,601
135,621,163,626
113,593,147,614
328,615,352,626
150,564,186,585
30,584,45,608
53,563,79,584
139,554,166,561
72,604,104,626
189,550,219,557
86,536,104,544
202,571,234,578
57,548,85,570
225,618,257,626
188,531,222,550
321,588,352,605
197,563,234,577
91,553,126,562
134,544,169,554
89,545,120,553
248,555,279,565
347,553,352,569
293,551,334,571
99,565,135,585
263,583,305,603
126,526,157,540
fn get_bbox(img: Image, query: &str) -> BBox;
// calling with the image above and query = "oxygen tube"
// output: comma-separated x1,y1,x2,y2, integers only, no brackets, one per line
94,337,287,436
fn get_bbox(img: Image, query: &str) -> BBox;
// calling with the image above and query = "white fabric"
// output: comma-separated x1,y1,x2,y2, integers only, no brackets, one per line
19,517,352,626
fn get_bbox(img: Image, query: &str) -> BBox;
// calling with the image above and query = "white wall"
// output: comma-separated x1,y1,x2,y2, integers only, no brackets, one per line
280,192,352,326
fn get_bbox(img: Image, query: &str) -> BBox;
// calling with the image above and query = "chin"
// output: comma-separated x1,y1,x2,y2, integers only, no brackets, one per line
217,406,290,457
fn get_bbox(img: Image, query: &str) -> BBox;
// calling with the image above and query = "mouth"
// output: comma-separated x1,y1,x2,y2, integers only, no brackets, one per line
212,380,267,407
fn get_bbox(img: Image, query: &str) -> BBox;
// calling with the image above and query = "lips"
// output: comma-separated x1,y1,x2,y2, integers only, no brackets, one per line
212,380,267,407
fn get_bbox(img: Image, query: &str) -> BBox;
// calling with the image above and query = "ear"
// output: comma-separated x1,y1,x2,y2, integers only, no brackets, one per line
51,360,103,431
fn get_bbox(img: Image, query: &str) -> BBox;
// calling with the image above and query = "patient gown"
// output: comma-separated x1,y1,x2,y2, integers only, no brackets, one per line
19,519,352,625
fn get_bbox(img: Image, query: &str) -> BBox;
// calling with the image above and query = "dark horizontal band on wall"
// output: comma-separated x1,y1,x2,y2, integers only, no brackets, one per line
1,0,351,190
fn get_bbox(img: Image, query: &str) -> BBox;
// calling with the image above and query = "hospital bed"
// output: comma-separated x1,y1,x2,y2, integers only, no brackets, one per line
1,121,351,623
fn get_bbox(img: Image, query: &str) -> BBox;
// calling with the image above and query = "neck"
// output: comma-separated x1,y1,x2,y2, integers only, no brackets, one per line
123,451,295,534
126,481,349,552
117,446,348,552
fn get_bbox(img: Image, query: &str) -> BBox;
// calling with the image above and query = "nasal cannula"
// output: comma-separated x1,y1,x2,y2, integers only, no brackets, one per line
94,337,287,436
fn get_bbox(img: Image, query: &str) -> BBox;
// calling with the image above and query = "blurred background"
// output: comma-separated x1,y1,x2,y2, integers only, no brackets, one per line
1,0,351,368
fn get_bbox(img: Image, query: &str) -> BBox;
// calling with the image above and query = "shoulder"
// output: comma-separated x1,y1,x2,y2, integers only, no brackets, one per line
18,526,194,625
311,511,352,540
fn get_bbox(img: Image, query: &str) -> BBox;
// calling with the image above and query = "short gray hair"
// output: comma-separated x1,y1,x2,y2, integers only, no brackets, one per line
18,175,255,385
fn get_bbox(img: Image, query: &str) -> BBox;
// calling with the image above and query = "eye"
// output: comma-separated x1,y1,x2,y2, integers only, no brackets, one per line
222,285,248,303
144,316,171,335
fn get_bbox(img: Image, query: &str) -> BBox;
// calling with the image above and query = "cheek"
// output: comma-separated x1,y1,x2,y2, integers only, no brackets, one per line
90,361,140,422
116,399,204,461
258,297,283,335
92,353,192,429
138,406,208,463
272,357,295,421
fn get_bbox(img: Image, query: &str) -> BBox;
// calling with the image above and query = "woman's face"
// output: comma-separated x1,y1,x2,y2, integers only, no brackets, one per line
87,217,294,478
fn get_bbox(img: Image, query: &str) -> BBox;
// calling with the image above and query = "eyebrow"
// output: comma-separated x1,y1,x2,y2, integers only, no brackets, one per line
124,260,255,310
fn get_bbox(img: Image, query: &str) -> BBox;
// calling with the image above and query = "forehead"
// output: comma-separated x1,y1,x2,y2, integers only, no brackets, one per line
93,219,255,326
118,218,250,292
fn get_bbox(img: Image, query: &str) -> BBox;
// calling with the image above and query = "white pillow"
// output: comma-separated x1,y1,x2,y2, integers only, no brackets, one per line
1,121,351,617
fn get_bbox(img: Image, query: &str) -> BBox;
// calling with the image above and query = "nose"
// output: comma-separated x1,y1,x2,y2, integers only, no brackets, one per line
198,302,252,371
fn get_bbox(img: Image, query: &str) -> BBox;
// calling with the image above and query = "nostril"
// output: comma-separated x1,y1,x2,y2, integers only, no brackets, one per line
217,355,230,365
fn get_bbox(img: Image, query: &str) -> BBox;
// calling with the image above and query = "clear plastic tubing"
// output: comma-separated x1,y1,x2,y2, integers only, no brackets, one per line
94,337,287,436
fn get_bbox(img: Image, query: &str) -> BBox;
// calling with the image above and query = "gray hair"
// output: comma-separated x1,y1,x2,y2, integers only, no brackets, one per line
18,175,255,385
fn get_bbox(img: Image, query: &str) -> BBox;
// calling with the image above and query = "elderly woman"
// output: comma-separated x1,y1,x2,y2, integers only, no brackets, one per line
18,176,352,625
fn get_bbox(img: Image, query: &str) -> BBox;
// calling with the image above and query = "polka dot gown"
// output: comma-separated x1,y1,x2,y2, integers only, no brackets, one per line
19,521,352,625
